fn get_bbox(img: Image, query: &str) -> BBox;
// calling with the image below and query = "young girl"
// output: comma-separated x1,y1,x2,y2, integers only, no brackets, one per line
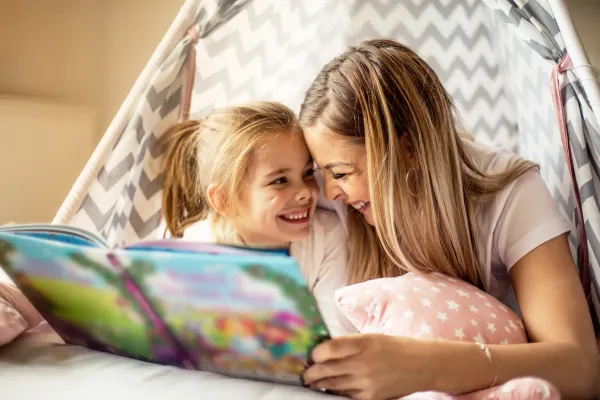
159,101,354,337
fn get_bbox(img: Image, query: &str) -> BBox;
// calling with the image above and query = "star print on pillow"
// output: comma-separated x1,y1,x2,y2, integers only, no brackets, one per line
335,272,527,345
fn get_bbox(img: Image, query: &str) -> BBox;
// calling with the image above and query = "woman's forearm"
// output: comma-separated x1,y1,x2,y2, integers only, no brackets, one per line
429,340,599,399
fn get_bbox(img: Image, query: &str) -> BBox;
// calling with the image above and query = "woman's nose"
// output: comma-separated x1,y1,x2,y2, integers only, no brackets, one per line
324,181,344,202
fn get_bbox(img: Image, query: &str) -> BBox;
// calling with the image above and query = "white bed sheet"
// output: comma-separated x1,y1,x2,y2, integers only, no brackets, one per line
0,329,343,400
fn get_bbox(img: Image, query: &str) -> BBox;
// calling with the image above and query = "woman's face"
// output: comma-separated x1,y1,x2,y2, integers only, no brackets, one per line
303,123,374,225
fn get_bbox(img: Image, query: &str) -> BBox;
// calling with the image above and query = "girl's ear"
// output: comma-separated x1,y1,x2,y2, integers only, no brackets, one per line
206,183,227,216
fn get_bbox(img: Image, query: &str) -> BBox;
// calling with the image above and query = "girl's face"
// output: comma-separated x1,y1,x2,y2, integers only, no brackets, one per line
303,124,373,225
234,132,318,247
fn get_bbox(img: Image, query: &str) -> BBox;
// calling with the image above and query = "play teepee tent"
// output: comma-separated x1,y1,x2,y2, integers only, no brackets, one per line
54,0,600,325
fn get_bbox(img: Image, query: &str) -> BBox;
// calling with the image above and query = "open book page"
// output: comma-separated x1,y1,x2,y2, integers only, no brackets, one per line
0,228,332,385
0,222,287,256
0,224,109,248
115,248,331,385
125,240,290,257
0,232,186,367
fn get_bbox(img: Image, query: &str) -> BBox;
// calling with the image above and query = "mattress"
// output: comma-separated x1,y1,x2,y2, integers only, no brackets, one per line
0,328,341,400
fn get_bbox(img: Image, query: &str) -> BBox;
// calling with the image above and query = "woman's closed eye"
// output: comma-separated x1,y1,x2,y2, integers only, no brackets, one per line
332,172,348,180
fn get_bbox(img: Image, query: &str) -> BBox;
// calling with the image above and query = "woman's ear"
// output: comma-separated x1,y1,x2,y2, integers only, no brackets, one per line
401,132,414,157
206,183,227,216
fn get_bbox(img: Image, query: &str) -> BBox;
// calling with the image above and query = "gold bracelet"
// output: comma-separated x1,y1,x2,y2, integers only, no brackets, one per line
477,343,498,388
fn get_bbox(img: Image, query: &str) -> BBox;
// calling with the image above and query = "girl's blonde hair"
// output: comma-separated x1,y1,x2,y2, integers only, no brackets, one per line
299,38,536,289
160,101,302,240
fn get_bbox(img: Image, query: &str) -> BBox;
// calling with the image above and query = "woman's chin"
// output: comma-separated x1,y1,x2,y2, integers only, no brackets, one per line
363,210,375,226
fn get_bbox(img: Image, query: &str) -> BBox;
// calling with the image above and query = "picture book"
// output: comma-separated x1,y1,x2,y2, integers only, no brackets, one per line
0,224,331,385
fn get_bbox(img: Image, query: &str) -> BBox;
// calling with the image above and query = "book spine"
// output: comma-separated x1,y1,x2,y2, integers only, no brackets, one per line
106,253,195,370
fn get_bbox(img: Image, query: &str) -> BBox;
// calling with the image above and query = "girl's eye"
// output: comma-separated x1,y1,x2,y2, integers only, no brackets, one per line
270,177,288,185
332,173,347,180
303,168,315,178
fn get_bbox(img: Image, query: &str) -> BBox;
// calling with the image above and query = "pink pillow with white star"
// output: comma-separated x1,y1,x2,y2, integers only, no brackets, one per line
335,272,527,345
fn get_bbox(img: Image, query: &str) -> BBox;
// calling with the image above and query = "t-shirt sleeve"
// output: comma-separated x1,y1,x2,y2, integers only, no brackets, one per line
493,169,573,271
311,212,359,336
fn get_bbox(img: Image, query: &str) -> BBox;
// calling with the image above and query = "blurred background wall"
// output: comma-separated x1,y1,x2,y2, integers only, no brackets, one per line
0,0,597,225
0,0,184,224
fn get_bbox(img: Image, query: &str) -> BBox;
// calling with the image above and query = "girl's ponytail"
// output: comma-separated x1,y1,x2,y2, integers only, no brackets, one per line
160,101,302,242
160,120,207,237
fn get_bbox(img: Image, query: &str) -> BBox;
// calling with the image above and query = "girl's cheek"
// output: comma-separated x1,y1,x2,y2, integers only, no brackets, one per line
307,180,319,195
268,195,282,207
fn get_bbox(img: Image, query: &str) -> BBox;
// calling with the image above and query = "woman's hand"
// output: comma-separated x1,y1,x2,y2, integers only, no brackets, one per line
302,334,441,400
302,234,600,400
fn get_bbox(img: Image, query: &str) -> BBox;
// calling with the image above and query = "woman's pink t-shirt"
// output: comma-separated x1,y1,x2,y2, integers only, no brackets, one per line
317,141,572,315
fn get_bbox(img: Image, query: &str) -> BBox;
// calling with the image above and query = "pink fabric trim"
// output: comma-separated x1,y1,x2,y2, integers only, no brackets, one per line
402,377,560,400
550,53,592,307
181,25,199,121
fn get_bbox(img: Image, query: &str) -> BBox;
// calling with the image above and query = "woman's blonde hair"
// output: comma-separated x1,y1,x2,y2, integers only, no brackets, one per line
299,38,536,289
160,101,302,240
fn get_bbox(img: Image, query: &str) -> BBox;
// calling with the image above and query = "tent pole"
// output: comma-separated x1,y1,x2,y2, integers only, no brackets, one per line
549,0,600,128
53,0,201,225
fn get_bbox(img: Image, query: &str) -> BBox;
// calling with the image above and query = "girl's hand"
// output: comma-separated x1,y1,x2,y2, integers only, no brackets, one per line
302,334,437,400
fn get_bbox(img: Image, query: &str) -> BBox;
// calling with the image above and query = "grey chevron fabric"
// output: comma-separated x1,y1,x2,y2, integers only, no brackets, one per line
70,0,520,246
63,0,600,322
68,0,249,246
188,1,349,122
485,0,600,325
344,0,518,151
491,16,576,238
190,0,518,151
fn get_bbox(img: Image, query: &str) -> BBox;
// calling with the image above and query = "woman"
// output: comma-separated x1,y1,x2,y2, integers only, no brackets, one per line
299,38,599,400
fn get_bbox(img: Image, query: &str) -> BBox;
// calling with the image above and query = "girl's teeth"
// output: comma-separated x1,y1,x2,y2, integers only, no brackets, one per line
283,211,308,220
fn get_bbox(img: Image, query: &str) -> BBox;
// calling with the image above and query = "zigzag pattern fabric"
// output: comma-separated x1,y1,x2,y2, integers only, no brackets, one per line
490,7,577,251
67,0,249,246
346,0,518,151
68,0,519,247
61,0,600,319
485,0,600,323
190,0,517,151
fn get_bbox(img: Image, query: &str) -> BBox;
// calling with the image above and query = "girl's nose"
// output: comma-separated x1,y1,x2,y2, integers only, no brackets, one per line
296,183,312,203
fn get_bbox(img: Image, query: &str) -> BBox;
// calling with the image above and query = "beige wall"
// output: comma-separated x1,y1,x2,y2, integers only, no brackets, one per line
101,0,185,133
565,0,600,70
0,0,104,108
0,0,182,225
0,97,97,224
